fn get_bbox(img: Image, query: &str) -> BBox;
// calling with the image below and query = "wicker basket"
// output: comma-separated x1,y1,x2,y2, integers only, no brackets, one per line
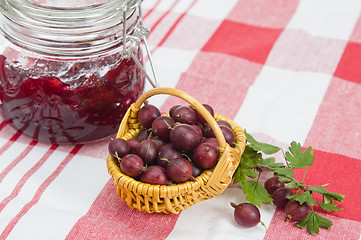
106,87,246,214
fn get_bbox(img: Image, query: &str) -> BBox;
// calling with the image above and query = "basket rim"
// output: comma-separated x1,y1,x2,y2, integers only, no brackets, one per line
132,87,229,150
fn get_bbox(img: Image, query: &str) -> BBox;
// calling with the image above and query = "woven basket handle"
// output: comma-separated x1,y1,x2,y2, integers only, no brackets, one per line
133,87,228,150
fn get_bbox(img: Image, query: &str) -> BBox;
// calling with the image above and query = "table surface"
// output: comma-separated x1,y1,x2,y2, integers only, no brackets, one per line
1,0,361,239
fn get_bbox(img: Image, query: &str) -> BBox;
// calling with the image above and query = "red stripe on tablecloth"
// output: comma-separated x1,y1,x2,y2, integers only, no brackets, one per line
202,20,283,64
155,0,197,49
66,179,180,240
0,121,8,131
142,0,181,62
0,144,57,213
0,140,38,184
304,77,361,160
0,145,82,239
142,0,162,19
334,42,361,84
149,0,179,33
0,131,22,156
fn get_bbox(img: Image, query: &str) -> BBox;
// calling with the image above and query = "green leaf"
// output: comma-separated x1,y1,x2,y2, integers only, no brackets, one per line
271,167,295,179
323,194,333,204
285,142,315,169
244,169,258,179
244,130,281,155
318,203,343,212
241,181,273,207
277,175,292,183
297,211,332,234
287,191,317,206
323,192,345,202
308,185,328,194
276,174,302,189
240,145,262,169
284,182,297,189
259,157,285,169
284,179,302,190
233,165,246,184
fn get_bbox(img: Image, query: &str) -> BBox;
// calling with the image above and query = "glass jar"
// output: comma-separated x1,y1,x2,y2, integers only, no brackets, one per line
0,0,152,144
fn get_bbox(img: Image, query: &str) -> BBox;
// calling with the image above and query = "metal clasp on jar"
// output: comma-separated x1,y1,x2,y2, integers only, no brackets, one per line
121,2,159,88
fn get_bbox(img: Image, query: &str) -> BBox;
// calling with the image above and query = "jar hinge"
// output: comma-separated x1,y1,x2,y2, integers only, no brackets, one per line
122,4,159,88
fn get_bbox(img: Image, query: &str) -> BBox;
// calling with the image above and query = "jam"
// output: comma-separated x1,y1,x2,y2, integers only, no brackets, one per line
0,53,145,144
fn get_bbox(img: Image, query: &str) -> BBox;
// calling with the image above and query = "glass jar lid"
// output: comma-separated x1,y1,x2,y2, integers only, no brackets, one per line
0,0,144,58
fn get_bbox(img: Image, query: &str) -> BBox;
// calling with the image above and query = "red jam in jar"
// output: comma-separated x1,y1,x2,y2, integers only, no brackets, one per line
0,0,149,144
0,53,144,144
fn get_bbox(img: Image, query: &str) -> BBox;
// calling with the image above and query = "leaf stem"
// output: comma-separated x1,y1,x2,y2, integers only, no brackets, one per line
260,220,268,232
281,149,290,168
310,192,322,208
301,167,308,184
294,188,301,194
257,169,262,181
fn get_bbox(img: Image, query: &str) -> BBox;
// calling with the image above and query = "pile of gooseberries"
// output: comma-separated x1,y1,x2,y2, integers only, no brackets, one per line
265,176,310,222
231,176,310,230
108,103,236,185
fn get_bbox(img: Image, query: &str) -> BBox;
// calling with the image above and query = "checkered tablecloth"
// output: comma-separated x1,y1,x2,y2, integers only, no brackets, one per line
1,0,361,239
